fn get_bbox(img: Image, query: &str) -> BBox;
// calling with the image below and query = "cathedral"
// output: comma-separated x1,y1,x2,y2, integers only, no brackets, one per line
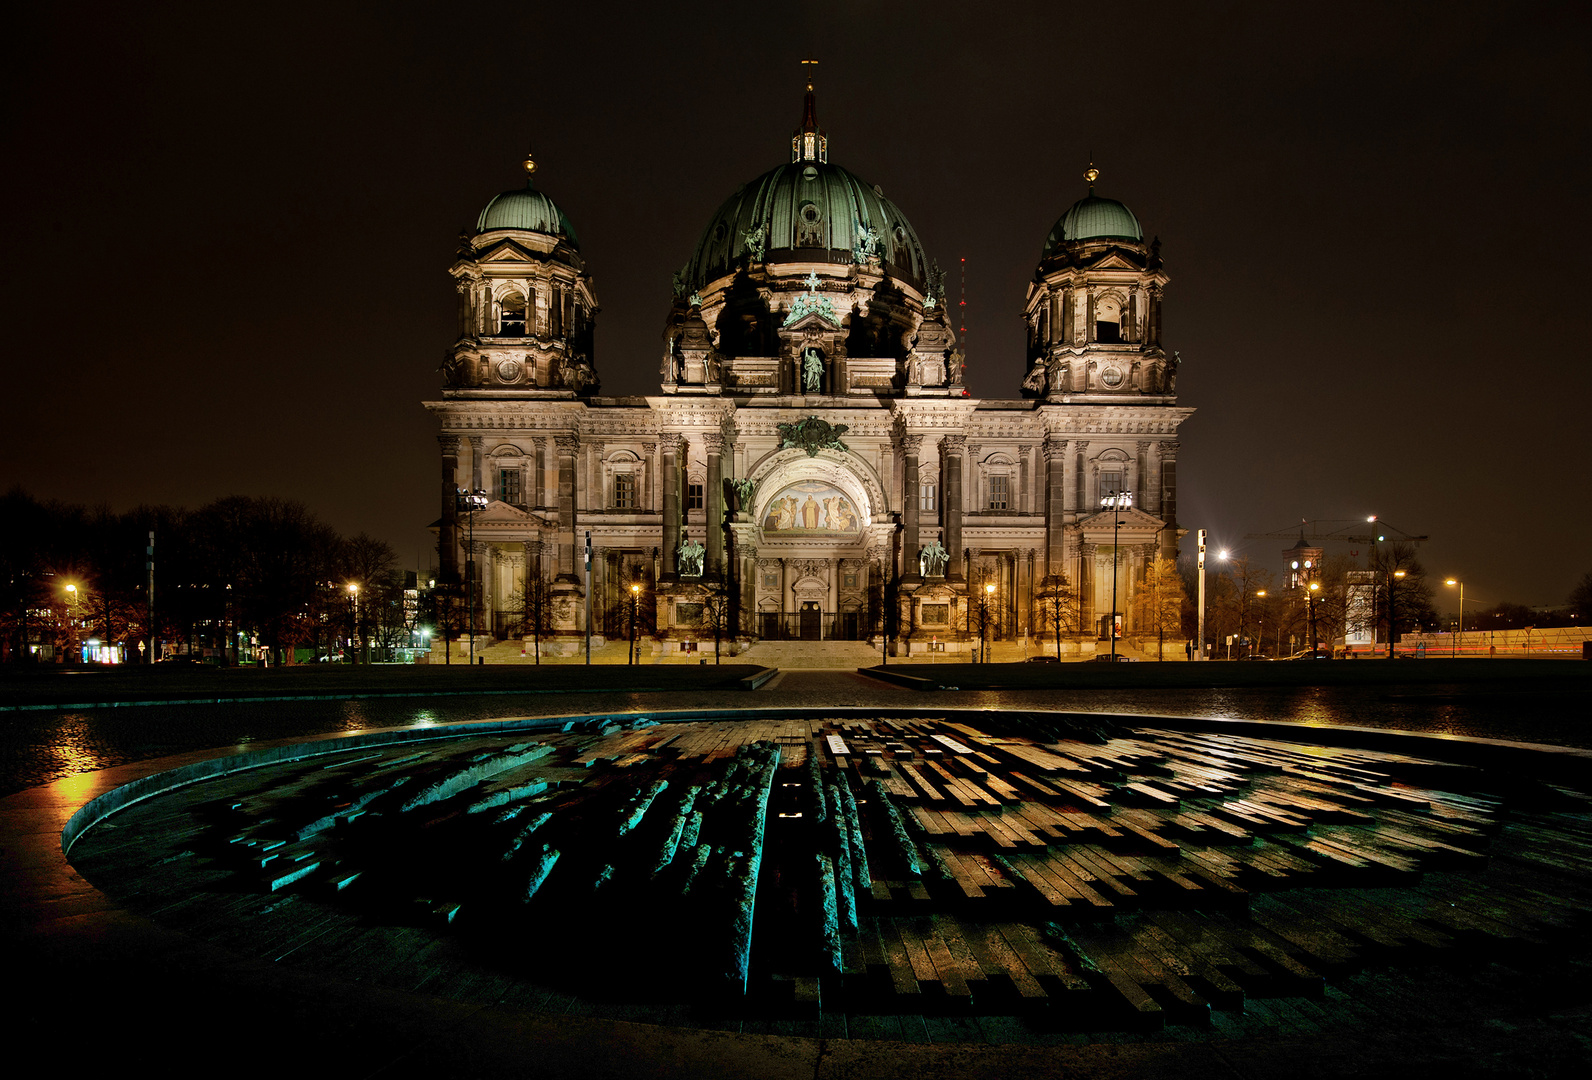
424,82,1193,656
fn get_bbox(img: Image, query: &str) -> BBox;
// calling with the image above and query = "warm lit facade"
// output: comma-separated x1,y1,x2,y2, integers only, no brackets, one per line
424,89,1193,655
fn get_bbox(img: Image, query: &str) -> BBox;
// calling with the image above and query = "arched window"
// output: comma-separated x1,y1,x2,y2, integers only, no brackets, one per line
498,291,526,336
1095,295,1122,344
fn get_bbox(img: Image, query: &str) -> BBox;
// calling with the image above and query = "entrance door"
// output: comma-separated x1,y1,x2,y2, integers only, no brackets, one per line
800,602,822,640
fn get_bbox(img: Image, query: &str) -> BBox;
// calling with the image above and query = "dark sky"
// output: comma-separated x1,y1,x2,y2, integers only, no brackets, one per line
4,2,1588,609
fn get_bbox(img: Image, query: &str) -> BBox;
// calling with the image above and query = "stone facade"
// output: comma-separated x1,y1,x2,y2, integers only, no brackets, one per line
425,96,1193,653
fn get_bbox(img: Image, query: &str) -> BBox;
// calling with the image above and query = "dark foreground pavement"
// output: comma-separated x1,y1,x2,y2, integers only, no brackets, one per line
4,668,1591,1077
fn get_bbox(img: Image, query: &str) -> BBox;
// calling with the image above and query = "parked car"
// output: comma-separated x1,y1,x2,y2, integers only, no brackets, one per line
1024,655,1060,664
1089,653,1137,662
1284,649,1334,660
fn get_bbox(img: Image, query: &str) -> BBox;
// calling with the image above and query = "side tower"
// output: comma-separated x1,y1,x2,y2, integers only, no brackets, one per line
444,151,599,398
428,152,600,653
1025,167,1193,640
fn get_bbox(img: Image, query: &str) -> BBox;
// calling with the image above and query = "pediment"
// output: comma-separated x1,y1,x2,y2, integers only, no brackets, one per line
1083,252,1142,272
477,239,544,263
1077,506,1165,532
471,501,538,524
783,308,842,331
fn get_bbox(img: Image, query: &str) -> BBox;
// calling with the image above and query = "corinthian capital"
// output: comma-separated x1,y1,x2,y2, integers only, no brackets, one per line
941,433,966,455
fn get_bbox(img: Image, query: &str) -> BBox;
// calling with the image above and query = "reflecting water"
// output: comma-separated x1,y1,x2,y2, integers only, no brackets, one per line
4,675,1588,797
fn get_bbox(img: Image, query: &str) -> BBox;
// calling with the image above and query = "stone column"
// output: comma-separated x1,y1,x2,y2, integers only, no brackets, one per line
1018,444,1032,515
1072,440,1089,513
661,433,683,579
942,434,965,581
469,436,484,493
439,435,460,583
642,441,656,513
899,433,923,581
554,435,579,582
582,441,602,512
704,432,725,575
1158,441,1181,560
1043,438,1068,578
534,437,547,508
1079,541,1096,632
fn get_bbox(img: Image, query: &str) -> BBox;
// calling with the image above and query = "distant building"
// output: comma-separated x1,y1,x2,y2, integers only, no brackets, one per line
424,84,1194,654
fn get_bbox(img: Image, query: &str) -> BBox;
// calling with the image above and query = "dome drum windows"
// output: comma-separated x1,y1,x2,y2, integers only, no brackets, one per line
797,201,824,248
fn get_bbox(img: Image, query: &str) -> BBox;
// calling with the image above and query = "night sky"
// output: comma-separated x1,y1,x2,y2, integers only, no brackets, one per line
4,3,1588,609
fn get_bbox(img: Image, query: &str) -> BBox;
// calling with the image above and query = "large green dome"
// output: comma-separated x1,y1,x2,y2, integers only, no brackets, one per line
476,182,580,249
685,159,928,288
1040,195,1142,259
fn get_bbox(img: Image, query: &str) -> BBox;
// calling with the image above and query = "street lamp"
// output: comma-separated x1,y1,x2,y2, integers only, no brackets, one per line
1308,580,1321,655
347,583,360,664
628,582,642,665
65,583,80,663
1388,568,1406,659
455,488,489,665
1443,578,1482,658
1255,590,1267,659
982,581,996,663
1102,490,1132,660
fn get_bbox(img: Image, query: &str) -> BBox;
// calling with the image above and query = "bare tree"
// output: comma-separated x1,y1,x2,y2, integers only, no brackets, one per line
1035,574,1079,661
1133,558,1187,660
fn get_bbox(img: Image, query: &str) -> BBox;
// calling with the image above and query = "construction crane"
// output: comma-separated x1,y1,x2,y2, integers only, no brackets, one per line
1246,518,1428,554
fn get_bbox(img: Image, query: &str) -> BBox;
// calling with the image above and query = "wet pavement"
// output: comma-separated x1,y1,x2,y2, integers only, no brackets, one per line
4,668,1590,797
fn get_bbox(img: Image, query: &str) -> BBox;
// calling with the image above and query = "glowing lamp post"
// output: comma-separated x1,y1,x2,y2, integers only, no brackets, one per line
982,581,996,663
628,583,642,665
65,583,79,662
455,488,489,665
1388,568,1406,659
1102,491,1132,660
347,583,360,663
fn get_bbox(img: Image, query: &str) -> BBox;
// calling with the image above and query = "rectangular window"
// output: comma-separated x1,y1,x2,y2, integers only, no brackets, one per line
498,468,522,505
687,482,704,511
920,482,937,512
614,473,637,510
987,475,1009,511
1099,471,1124,505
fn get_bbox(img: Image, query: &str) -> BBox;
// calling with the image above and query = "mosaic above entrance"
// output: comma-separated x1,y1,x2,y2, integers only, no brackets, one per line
761,480,862,535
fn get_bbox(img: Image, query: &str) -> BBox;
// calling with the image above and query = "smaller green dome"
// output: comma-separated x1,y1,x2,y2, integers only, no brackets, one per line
1040,196,1142,260
476,182,580,248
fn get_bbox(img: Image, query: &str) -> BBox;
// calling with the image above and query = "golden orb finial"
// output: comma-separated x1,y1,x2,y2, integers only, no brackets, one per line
522,148,537,178
1084,163,1100,187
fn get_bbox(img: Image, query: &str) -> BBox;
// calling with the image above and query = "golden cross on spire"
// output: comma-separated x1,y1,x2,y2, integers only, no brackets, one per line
801,58,818,91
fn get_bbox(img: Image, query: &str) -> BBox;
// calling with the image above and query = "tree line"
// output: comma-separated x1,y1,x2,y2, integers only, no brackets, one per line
1,488,410,665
